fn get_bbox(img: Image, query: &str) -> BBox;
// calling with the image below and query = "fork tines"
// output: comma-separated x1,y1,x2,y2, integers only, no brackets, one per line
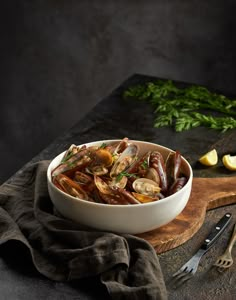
170,267,194,289
214,223,236,270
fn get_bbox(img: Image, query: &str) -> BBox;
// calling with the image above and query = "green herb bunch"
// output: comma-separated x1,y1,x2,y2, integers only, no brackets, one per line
123,80,236,132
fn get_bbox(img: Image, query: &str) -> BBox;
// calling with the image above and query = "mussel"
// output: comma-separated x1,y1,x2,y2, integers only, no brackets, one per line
150,151,168,194
53,173,88,200
165,150,182,188
168,176,188,195
112,137,129,155
51,149,92,178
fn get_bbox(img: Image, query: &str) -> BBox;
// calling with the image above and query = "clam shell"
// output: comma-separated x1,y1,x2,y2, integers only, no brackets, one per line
91,148,113,167
145,167,160,184
110,144,139,178
132,178,161,197
132,192,159,203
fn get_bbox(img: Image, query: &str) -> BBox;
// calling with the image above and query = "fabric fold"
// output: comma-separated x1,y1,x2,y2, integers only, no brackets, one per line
0,161,167,300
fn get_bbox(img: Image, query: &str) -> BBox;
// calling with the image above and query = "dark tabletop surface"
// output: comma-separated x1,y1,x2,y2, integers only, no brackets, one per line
2,74,236,299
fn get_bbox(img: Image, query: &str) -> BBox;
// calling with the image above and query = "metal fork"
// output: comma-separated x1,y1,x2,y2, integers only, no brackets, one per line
214,223,236,270
170,213,232,289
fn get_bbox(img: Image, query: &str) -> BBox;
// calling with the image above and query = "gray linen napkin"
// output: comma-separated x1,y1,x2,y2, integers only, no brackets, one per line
0,161,167,300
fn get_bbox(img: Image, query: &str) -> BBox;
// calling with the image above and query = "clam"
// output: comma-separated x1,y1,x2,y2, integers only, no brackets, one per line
109,175,128,189
85,166,109,176
145,167,160,185
91,148,113,168
110,144,139,178
84,148,113,175
132,178,161,197
132,192,159,203
94,175,112,194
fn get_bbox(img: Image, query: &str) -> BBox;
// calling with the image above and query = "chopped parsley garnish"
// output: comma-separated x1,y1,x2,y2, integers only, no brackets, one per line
141,159,148,169
99,142,107,149
116,171,138,182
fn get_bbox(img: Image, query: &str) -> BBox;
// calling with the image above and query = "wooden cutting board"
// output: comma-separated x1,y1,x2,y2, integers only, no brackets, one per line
137,177,236,254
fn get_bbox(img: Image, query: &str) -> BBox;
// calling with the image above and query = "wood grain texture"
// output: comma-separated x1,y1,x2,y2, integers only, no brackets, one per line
138,176,236,253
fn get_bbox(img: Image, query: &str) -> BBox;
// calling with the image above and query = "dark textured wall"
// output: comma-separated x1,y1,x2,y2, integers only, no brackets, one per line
1,0,236,183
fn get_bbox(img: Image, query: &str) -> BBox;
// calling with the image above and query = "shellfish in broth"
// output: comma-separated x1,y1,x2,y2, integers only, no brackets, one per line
51,138,189,205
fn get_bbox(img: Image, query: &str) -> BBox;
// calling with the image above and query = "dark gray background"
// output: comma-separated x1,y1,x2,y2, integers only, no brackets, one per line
1,0,236,184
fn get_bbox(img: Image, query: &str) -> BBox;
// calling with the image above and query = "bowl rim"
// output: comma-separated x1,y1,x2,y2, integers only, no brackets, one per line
47,139,193,208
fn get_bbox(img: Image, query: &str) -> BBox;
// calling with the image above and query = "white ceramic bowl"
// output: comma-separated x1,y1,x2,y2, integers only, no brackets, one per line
47,140,193,234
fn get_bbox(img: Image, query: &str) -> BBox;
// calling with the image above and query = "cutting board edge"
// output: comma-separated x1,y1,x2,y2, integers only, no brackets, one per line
154,212,206,254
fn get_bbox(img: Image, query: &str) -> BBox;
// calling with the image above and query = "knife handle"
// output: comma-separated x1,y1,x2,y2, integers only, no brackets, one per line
201,213,232,250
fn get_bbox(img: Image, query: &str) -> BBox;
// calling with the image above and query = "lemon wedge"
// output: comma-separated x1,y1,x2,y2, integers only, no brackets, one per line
198,149,218,166
222,154,236,171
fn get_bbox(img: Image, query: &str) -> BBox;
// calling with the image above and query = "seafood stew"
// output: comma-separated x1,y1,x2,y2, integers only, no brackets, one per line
51,138,189,205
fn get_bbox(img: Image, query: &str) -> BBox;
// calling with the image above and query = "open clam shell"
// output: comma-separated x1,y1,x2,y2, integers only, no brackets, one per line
110,144,139,178
132,178,161,197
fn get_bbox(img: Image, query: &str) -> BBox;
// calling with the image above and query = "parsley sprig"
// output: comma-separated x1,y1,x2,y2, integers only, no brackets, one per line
123,80,236,132
116,171,138,182
141,159,148,169
99,142,107,148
